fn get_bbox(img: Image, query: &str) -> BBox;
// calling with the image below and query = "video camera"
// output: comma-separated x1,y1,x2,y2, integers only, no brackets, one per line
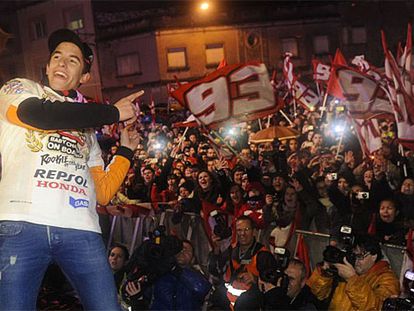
323,226,356,276
257,247,290,292
382,270,414,311
121,226,183,300
210,210,232,240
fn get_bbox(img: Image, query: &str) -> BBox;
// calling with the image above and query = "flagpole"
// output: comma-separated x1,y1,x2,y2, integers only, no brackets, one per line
280,110,294,126
335,130,344,159
319,92,329,120
258,118,263,130
398,144,408,177
294,233,302,258
315,82,321,101
211,130,238,156
293,99,297,117
176,126,189,151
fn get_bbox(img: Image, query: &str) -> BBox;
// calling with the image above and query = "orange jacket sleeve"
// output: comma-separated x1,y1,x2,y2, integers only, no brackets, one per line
307,266,334,301
89,150,132,205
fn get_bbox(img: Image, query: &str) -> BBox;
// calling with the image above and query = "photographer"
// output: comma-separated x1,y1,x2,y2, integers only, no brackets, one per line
208,215,268,310
122,236,211,310
307,235,399,311
258,257,317,310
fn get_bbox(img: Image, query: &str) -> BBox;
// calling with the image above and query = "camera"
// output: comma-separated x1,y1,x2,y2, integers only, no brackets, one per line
327,172,338,181
121,226,183,300
257,248,290,292
382,270,414,311
153,141,164,150
247,195,262,210
356,192,369,200
210,210,232,240
323,226,356,276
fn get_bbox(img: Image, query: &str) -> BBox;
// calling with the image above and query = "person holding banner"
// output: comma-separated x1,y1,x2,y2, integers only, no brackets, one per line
0,28,143,310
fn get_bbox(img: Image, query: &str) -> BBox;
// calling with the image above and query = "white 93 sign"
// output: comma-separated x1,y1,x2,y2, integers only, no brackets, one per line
176,63,276,127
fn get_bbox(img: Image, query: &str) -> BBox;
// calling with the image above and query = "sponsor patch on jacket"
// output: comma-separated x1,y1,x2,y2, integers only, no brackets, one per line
69,196,89,209
1,80,26,95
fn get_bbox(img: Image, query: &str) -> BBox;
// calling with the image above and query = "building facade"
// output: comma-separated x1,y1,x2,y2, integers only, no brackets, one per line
1,1,414,107
0,0,102,101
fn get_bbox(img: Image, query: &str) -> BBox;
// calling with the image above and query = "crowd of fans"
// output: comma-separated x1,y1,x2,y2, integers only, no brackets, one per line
95,102,414,310
101,104,414,247
29,102,414,310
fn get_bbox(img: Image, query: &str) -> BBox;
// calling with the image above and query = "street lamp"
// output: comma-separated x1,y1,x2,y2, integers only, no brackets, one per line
200,2,209,11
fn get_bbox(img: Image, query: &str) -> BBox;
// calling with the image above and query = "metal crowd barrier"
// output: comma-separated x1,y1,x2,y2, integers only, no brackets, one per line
101,208,410,281
103,207,211,269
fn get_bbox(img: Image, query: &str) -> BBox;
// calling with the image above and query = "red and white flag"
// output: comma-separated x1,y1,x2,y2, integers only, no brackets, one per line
351,55,384,82
336,68,394,120
172,114,199,128
352,118,383,156
382,24,414,150
325,50,394,120
283,53,319,111
283,52,296,90
312,59,331,82
170,62,279,129
149,93,156,126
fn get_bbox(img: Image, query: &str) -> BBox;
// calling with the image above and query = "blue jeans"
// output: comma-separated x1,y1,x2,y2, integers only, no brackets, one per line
0,221,121,311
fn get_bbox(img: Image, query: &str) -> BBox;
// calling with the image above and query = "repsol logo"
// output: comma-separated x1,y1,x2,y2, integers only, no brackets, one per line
69,197,89,209
34,169,88,187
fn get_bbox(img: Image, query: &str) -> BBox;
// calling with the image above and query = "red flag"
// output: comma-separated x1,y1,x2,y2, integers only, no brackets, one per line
326,49,348,99
295,234,311,278
217,58,227,70
171,62,278,129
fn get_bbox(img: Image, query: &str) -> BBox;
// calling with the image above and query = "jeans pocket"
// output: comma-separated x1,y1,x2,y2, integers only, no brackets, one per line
0,221,24,237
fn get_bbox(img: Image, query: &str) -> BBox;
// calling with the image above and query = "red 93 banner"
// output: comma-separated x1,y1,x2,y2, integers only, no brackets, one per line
171,62,278,128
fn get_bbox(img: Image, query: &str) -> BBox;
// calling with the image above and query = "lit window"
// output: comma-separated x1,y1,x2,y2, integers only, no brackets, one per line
167,47,187,69
313,35,329,54
65,7,84,31
32,18,47,40
205,43,224,66
281,38,298,57
351,27,366,44
116,53,141,76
